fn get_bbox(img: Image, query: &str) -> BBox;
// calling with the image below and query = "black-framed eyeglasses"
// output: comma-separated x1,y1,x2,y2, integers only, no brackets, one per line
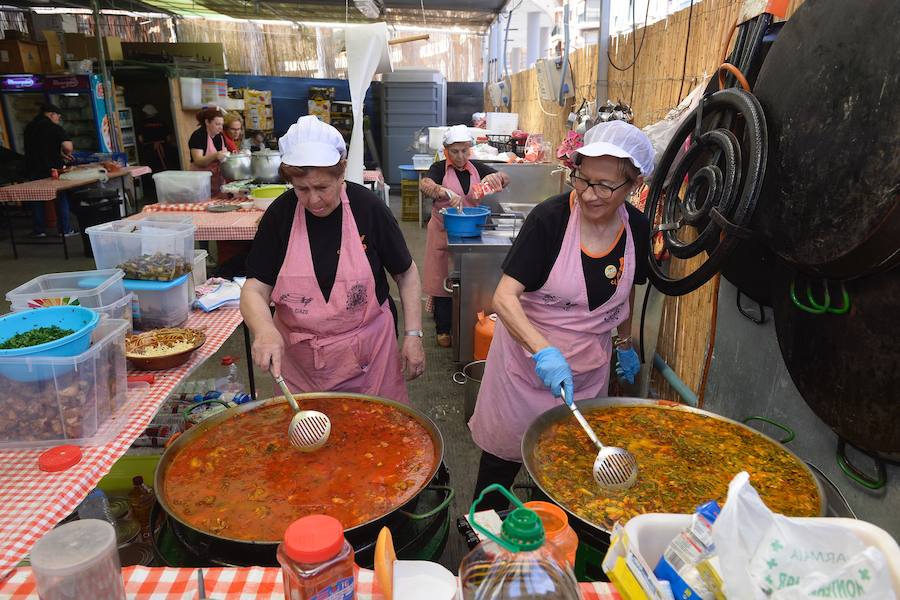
570,172,630,199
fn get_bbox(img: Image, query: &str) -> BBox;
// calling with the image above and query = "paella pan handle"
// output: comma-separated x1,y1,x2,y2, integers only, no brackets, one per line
789,279,851,315
836,439,887,491
399,485,455,521
452,372,467,385
742,416,795,444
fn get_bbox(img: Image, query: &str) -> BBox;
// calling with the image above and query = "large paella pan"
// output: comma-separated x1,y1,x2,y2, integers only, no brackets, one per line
155,393,443,545
522,397,825,534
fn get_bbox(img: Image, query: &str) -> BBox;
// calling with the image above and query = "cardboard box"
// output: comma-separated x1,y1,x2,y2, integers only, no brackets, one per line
104,36,123,61
0,40,43,73
40,31,66,73
308,99,330,124
63,34,123,61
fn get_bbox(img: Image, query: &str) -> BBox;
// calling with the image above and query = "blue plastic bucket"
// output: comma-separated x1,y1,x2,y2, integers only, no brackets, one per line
441,206,491,237
399,165,418,181
0,306,100,381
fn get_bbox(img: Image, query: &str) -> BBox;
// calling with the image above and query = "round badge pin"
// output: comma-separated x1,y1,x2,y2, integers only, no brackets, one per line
604,265,618,279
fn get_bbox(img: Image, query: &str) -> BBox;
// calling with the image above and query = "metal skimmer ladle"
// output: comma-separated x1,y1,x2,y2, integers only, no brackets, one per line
274,375,331,452
561,389,638,491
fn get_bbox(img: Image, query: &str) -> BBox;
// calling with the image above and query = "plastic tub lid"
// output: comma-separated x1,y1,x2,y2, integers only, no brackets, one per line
122,274,189,291
6,269,124,300
74,270,126,291
30,519,117,577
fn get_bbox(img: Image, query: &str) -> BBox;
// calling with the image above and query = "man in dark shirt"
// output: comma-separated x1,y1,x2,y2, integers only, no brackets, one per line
23,103,74,237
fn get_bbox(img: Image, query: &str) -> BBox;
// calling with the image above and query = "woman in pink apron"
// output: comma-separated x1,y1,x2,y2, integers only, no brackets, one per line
240,116,425,404
419,125,510,347
188,106,227,196
468,121,655,510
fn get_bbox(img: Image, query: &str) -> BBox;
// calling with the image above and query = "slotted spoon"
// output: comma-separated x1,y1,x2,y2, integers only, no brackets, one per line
561,389,638,491
274,375,331,452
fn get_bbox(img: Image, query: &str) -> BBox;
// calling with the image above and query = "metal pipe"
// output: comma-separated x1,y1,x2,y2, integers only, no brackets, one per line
652,353,699,407
92,0,120,153
595,0,610,107
557,2,570,106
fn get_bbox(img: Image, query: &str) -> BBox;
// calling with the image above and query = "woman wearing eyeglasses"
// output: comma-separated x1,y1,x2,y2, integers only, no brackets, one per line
223,113,247,152
468,121,654,509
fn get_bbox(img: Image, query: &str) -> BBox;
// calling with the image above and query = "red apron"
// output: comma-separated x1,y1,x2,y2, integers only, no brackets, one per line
271,185,408,403
468,193,636,461
422,161,481,298
190,133,224,196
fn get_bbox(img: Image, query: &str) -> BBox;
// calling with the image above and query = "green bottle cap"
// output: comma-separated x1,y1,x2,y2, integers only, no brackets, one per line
500,507,545,551
469,484,546,553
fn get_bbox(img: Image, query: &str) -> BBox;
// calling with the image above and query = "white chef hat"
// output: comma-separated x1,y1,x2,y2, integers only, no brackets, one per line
576,120,655,178
142,104,158,117
279,115,347,167
443,124,474,146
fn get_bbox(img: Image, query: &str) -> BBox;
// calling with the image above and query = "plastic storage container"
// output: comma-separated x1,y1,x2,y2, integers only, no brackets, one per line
0,319,129,448
151,170,212,203
0,306,101,381
30,519,125,600
277,515,356,600
459,484,582,599
124,275,190,330
188,249,208,305
86,219,195,280
6,269,126,312
192,249,208,287
412,154,434,169
94,293,134,330
615,513,900,597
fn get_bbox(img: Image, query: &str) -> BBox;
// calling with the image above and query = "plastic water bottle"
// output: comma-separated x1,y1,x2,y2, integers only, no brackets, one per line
459,484,582,599
654,500,721,600
78,489,116,525
222,356,243,393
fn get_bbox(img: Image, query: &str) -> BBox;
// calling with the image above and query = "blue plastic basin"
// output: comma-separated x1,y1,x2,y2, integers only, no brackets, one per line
0,306,100,381
441,206,491,237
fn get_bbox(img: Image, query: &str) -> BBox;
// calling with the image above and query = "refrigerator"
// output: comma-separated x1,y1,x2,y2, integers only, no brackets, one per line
0,73,112,155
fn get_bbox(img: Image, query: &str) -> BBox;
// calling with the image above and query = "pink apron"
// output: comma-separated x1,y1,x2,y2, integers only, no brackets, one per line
422,161,481,297
271,185,408,403
469,193,636,461
190,133,224,196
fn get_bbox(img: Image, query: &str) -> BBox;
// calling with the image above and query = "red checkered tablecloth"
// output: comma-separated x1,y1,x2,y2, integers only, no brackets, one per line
0,566,621,598
0,166,151,203
134,207,262,241
0,309,244,580
363,169,384,184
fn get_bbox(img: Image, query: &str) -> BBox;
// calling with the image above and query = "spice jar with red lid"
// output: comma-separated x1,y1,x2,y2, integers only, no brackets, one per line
277,514,355,600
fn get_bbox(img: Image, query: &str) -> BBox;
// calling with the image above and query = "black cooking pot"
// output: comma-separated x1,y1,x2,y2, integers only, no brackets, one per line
153,393,450,564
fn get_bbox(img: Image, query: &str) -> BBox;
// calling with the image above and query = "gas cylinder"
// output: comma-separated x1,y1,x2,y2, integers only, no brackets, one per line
473,312,497,361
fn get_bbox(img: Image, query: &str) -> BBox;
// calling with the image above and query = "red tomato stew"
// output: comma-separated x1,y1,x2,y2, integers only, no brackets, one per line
163,398,438,541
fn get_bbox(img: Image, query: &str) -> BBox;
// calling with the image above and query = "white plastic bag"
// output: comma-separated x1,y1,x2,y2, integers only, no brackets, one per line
712,472,895,599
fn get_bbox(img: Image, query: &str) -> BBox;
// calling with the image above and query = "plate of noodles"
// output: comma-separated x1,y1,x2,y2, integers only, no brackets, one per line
125,328,206,370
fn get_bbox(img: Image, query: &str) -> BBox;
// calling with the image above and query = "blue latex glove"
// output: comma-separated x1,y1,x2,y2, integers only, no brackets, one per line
533,346,574,403
615,347,641,384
